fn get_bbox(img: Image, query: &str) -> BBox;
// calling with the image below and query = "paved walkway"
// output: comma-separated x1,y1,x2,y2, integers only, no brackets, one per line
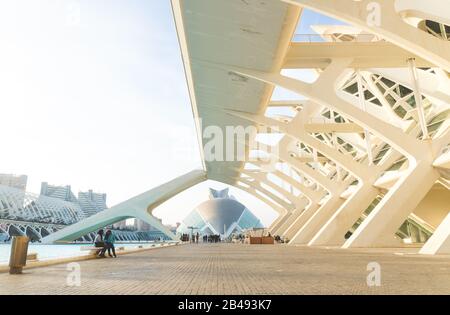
1,244,450,295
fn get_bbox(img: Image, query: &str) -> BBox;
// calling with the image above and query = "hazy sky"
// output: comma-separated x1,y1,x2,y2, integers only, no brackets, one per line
0,1,341,226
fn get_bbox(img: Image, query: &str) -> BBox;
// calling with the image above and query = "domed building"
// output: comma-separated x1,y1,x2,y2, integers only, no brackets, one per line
177,188,264,238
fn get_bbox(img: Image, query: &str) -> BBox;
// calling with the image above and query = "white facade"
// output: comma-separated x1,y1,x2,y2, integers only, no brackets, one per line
0,174,27,191
177,189,263,237
77,190,107,217
40,182,78,203
40,182,107,218
43,1,450,255
169,0,450,254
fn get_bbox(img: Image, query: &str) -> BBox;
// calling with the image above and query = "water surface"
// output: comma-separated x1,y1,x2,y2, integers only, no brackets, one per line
0,242,169,265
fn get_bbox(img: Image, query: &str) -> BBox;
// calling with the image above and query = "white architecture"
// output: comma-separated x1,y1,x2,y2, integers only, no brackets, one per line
177,188,263,238
77,190,107,217
43,0,450,256
40,182,78,203
40,182,107,218
0,174,28,191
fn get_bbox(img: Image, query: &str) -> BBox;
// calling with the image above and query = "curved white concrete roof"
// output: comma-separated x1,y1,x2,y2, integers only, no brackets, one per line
172,0,301,184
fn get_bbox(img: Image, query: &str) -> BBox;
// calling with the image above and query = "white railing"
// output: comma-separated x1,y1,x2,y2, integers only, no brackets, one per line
292,33,384,43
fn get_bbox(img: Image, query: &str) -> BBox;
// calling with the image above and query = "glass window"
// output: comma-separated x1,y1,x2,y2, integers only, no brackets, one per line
385,94,397,106
386,157,407,171
381,77,395,88
426,20,442,35
344,83,358,94
394,106,407,118
398,85,413,98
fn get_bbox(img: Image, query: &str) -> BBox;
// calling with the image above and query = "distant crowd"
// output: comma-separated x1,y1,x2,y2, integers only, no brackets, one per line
180,233,222,243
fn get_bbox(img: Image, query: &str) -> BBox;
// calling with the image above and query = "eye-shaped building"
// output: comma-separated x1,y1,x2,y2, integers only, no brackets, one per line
177,188,263,238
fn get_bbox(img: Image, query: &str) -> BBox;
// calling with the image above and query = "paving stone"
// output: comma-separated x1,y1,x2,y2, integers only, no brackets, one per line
1,244,449,295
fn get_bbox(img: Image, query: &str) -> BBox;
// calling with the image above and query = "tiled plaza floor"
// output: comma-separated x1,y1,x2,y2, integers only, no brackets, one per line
1,243,450,295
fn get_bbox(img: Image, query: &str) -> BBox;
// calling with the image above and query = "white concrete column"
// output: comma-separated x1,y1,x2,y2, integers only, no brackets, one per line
289,195,345,244
309,184,380,246
239,170,306,210
271,212,294,235
356,70,374,165
239,178,295,211
268,215,284,231
343,162,440,248
420,212,450,255
232,183,288,229
274,201,309,236
284,202,321,240
407,58,429,139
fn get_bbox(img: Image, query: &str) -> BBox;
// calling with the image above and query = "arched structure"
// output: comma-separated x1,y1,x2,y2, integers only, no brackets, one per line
170,0,450,255
177,189,263,237
42,170,207,243
42,0,449,255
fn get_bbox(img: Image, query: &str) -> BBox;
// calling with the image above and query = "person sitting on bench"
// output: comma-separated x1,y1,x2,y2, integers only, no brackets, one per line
93,229,106,257
104,229,117,258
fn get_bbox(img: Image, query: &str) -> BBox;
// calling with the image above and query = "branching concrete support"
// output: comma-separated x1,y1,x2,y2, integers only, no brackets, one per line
309,184,380,246
226,99,376,245
343,162,440,248
271,212,294,235
420,212,450,255
407,58,429,139
221,177,289,232
281,0,450,72
284,202,322,240
235,169,311,235
289,194,346,244
274,200,310,236
226,60,440,249
228,59,423,157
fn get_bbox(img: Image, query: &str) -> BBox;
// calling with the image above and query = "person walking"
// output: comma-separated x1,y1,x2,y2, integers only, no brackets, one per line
104,229,117,258
195,232,199,244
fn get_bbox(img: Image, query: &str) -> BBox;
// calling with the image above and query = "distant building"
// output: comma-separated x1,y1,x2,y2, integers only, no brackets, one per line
0,176,167,242
110,218,175,241
112,219,150,231
40,182,78,203
0,174,28,191
177,188,264,238
78,190,107,217
0,185,85,227
40,182,107,218
135,220,152,232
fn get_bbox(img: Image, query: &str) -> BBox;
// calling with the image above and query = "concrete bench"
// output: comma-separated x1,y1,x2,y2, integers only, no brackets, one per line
81,246,126,256
26,253,38,261
81,246,103,255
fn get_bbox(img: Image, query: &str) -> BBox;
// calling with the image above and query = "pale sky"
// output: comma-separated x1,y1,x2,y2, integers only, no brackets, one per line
0,1,341,227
